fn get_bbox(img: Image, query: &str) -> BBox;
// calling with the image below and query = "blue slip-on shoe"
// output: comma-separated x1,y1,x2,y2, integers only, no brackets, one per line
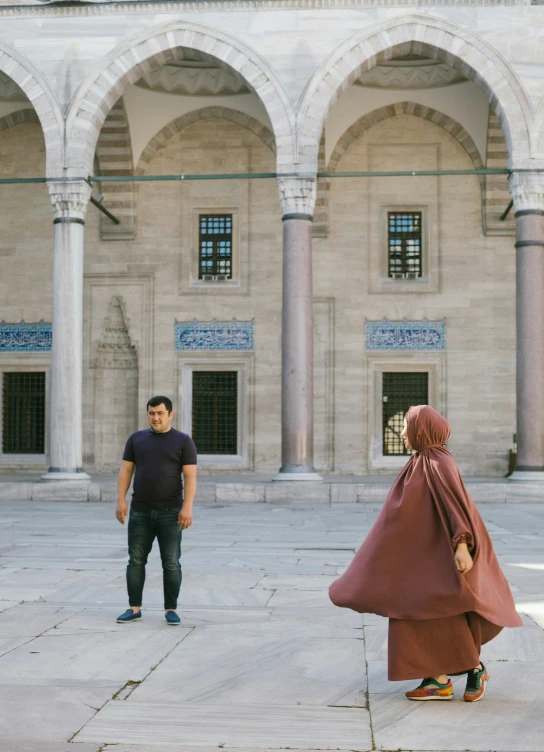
116,609,142,624
165,610,181,625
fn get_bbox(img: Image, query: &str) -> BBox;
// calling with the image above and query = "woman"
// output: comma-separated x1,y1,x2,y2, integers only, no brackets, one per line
329,405,522,702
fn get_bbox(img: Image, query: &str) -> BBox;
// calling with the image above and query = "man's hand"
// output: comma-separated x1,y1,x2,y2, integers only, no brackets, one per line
116,501,128,525
178,505,193,530
454,542,473,574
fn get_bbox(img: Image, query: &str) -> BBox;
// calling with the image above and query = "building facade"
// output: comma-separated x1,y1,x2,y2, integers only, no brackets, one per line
0,0,543,480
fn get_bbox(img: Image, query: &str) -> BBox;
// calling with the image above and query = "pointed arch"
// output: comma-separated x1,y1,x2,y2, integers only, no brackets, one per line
0,108,40,132
297,15,532,172
134,106,275,176
66,20,294,176
0,40,64,176
328,102,483,172
317,102,486,237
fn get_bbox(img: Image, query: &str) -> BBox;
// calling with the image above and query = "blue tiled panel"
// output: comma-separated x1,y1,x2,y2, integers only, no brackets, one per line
175,319,254,351
0,321,52,352
365,318,446,350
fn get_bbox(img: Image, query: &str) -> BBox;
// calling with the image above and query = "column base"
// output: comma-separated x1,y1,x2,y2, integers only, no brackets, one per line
273,471,324,482
41,470,91,482
508,470,544,482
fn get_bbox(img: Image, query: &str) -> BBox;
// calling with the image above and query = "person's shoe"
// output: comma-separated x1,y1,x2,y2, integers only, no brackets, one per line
464,663,489,702
165,610,181,625
116,609,142,624
406,677,454,701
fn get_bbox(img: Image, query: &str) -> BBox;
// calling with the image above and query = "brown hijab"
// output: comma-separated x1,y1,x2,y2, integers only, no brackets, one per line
329,405,522,627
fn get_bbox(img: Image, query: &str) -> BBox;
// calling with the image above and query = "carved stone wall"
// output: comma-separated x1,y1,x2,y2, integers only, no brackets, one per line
92,296,138,472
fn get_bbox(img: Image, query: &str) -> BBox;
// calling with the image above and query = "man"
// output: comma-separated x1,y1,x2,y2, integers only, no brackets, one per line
115,396,197,625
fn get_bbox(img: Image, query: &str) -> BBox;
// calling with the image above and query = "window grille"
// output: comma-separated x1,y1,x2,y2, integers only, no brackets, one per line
192,371,238,455
2,372,46,454
199,214,233,279
388,212,422,279
382,372,428,455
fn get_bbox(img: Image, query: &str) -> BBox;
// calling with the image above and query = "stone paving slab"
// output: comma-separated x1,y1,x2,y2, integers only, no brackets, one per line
0,500,541,750
76,700,373,749
370,660,544,751
128,621,367,707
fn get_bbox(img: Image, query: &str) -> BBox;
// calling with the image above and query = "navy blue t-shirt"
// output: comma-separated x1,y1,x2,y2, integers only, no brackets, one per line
122,428,197,510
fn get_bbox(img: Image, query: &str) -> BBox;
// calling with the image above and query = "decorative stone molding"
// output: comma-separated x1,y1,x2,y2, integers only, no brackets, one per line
48,180,91,222
135,106,275,176
175,319,254,351
298,15,531,171
0,0,527,18
509,171,544,214
95,296,138,369
356,60,465,90
136,59,250,97
66,20,294,174
277,176,317,217
365,318,446,351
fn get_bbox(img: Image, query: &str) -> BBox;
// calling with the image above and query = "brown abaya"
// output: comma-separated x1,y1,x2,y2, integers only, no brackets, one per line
329,405,522,680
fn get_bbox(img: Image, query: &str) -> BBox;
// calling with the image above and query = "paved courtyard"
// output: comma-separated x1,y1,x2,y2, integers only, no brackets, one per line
0,498,542,752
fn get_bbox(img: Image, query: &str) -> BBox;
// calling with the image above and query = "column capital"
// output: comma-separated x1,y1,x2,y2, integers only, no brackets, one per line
509,171,544,214
48,180,91,223
277,176,317,219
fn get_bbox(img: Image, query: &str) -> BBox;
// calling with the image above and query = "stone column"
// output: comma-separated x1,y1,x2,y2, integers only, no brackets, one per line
509,171,544,481
274,176,322,481
42,181,91,481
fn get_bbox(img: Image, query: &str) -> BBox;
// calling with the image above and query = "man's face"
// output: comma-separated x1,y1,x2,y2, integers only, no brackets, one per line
148,404,173,433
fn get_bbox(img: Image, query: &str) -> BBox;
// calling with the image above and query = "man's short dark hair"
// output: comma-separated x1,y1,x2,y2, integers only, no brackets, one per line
147,396,173,413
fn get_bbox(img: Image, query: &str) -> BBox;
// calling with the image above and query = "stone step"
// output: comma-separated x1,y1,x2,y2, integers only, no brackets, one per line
0,478,541,503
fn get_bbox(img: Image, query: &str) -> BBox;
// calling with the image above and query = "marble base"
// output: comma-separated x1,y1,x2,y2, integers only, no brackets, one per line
272,472,324,482
508,470,544,482
41,472,91,482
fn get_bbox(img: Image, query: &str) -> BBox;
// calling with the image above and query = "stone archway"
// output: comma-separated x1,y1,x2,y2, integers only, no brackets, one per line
66,20,294,176
314,102,486,236
135,106,275,176
0,41,64,177
297,14,532,173
0,108,40,132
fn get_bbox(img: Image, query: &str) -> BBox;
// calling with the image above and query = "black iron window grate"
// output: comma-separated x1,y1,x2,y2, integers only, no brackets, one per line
388,212,422,279
382,372,428,456
2,372,46,454
199,214,233,279
192,371,238,455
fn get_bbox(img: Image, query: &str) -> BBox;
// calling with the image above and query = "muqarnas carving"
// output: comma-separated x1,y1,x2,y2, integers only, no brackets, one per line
93,296,138,471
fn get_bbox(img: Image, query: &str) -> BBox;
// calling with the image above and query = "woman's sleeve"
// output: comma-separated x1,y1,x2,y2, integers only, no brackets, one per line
432,458,475,551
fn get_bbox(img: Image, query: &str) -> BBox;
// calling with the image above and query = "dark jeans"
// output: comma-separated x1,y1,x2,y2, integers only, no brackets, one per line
127,508,182,610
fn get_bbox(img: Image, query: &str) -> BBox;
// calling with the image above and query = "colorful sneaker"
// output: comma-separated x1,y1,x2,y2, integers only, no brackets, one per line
116,609,142,624
165,610,181,625
464,663,489,702
405,677,454,701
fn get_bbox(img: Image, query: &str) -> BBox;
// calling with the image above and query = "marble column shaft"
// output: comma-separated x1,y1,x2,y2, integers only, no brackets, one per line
276,177,320,478
43,181,91,479
509,172,544,474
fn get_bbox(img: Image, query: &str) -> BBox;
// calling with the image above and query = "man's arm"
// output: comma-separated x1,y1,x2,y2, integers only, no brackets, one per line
179,464,197,530
116,460,135,525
